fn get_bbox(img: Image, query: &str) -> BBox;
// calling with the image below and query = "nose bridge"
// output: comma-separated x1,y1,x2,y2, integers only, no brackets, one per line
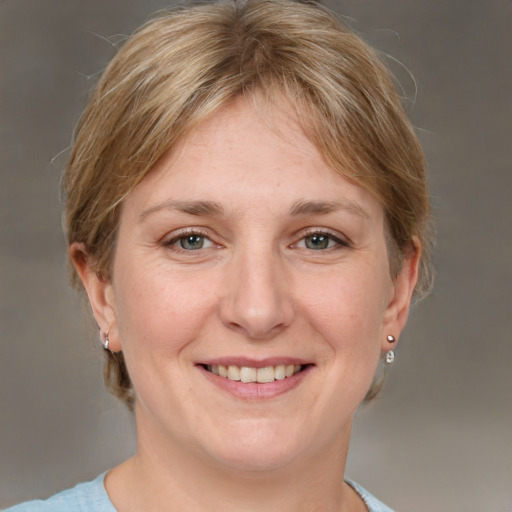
220,240,293,339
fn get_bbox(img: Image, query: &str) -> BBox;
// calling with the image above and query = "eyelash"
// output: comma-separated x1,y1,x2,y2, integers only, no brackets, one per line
162,228,349,253
162,228,213,252
296,229,350,251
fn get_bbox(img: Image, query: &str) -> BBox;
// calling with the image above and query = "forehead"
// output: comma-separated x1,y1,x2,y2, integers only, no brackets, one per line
123,96,383,222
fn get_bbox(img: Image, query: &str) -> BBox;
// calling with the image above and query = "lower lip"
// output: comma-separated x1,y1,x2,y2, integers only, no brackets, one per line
198,365,312,400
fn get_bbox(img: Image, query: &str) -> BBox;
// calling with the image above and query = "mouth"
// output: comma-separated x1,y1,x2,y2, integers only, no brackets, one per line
197,360,312,399
202,363,305,383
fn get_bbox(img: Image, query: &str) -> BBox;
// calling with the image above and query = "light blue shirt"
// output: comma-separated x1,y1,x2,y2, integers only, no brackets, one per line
4,474,394,512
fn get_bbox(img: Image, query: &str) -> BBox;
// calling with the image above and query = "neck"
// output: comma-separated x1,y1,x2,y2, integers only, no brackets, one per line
106,408,359,512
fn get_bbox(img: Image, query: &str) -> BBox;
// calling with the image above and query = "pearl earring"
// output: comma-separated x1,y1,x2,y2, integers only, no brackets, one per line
385,335,395,364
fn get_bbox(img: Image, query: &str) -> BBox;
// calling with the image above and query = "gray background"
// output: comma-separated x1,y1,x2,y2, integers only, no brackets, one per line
1,1,511,510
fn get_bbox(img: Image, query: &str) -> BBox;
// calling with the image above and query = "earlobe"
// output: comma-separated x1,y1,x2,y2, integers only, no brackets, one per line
381,239,421,350
69,242,120,351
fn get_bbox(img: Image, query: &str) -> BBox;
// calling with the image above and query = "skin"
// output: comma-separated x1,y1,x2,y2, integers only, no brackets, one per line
71,96,419,511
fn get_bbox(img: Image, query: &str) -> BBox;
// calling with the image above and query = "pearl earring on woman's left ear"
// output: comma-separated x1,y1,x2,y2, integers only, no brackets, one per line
385,335,396,364
102,333,110,351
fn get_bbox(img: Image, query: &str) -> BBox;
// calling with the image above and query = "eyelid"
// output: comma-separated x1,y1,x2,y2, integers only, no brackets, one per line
294,228,351,249
162,227,215,248
161,226,350,250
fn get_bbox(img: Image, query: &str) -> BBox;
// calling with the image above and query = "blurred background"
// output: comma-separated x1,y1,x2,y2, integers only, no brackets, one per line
1,1,511,510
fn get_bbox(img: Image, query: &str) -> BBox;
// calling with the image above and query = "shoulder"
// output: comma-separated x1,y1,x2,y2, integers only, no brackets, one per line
3,473,116,512
346,479,395,512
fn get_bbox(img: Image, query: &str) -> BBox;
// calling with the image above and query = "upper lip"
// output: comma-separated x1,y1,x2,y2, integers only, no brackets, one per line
197,357,312,368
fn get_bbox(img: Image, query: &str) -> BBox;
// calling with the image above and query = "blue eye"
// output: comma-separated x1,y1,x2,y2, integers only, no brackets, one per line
164,231,214,251
298,232,346,251
179,234,206,250
305,234,331,250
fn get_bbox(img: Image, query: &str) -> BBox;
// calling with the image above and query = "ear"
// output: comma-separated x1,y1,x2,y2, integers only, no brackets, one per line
69,242,121,351
381,238,421,350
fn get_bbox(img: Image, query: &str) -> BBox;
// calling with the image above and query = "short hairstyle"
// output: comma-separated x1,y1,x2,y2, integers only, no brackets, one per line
63,0,433,408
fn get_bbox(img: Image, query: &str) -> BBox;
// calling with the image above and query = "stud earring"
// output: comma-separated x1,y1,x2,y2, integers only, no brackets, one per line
385,350,395,364
386,335,396,344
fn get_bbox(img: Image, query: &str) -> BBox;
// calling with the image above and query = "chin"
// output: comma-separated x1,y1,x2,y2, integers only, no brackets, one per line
212,446,301,474
203,420,308,473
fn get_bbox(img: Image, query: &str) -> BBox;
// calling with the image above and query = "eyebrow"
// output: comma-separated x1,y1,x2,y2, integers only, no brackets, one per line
289,199,369,219
139,198,369,222
139,200,225,221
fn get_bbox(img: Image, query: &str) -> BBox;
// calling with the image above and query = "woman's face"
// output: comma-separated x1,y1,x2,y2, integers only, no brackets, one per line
81,97,417,472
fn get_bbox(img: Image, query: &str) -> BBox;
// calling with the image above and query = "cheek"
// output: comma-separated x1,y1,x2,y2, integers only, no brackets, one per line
298,262,390,357
112,263,216,358
110,265,219,417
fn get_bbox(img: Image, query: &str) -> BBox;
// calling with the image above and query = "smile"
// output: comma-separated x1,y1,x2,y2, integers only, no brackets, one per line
198,359,312,399
204,364,303,383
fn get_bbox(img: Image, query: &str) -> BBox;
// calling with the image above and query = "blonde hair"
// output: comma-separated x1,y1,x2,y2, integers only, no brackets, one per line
63,0,433,408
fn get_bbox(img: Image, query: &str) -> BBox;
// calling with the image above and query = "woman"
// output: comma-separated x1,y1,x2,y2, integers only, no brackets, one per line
6,0,432,510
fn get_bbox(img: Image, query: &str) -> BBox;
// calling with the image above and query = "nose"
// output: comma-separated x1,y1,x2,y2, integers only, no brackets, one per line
219,247,295,340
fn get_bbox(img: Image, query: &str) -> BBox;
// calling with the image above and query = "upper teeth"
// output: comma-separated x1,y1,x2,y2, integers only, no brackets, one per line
206,364,302,383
